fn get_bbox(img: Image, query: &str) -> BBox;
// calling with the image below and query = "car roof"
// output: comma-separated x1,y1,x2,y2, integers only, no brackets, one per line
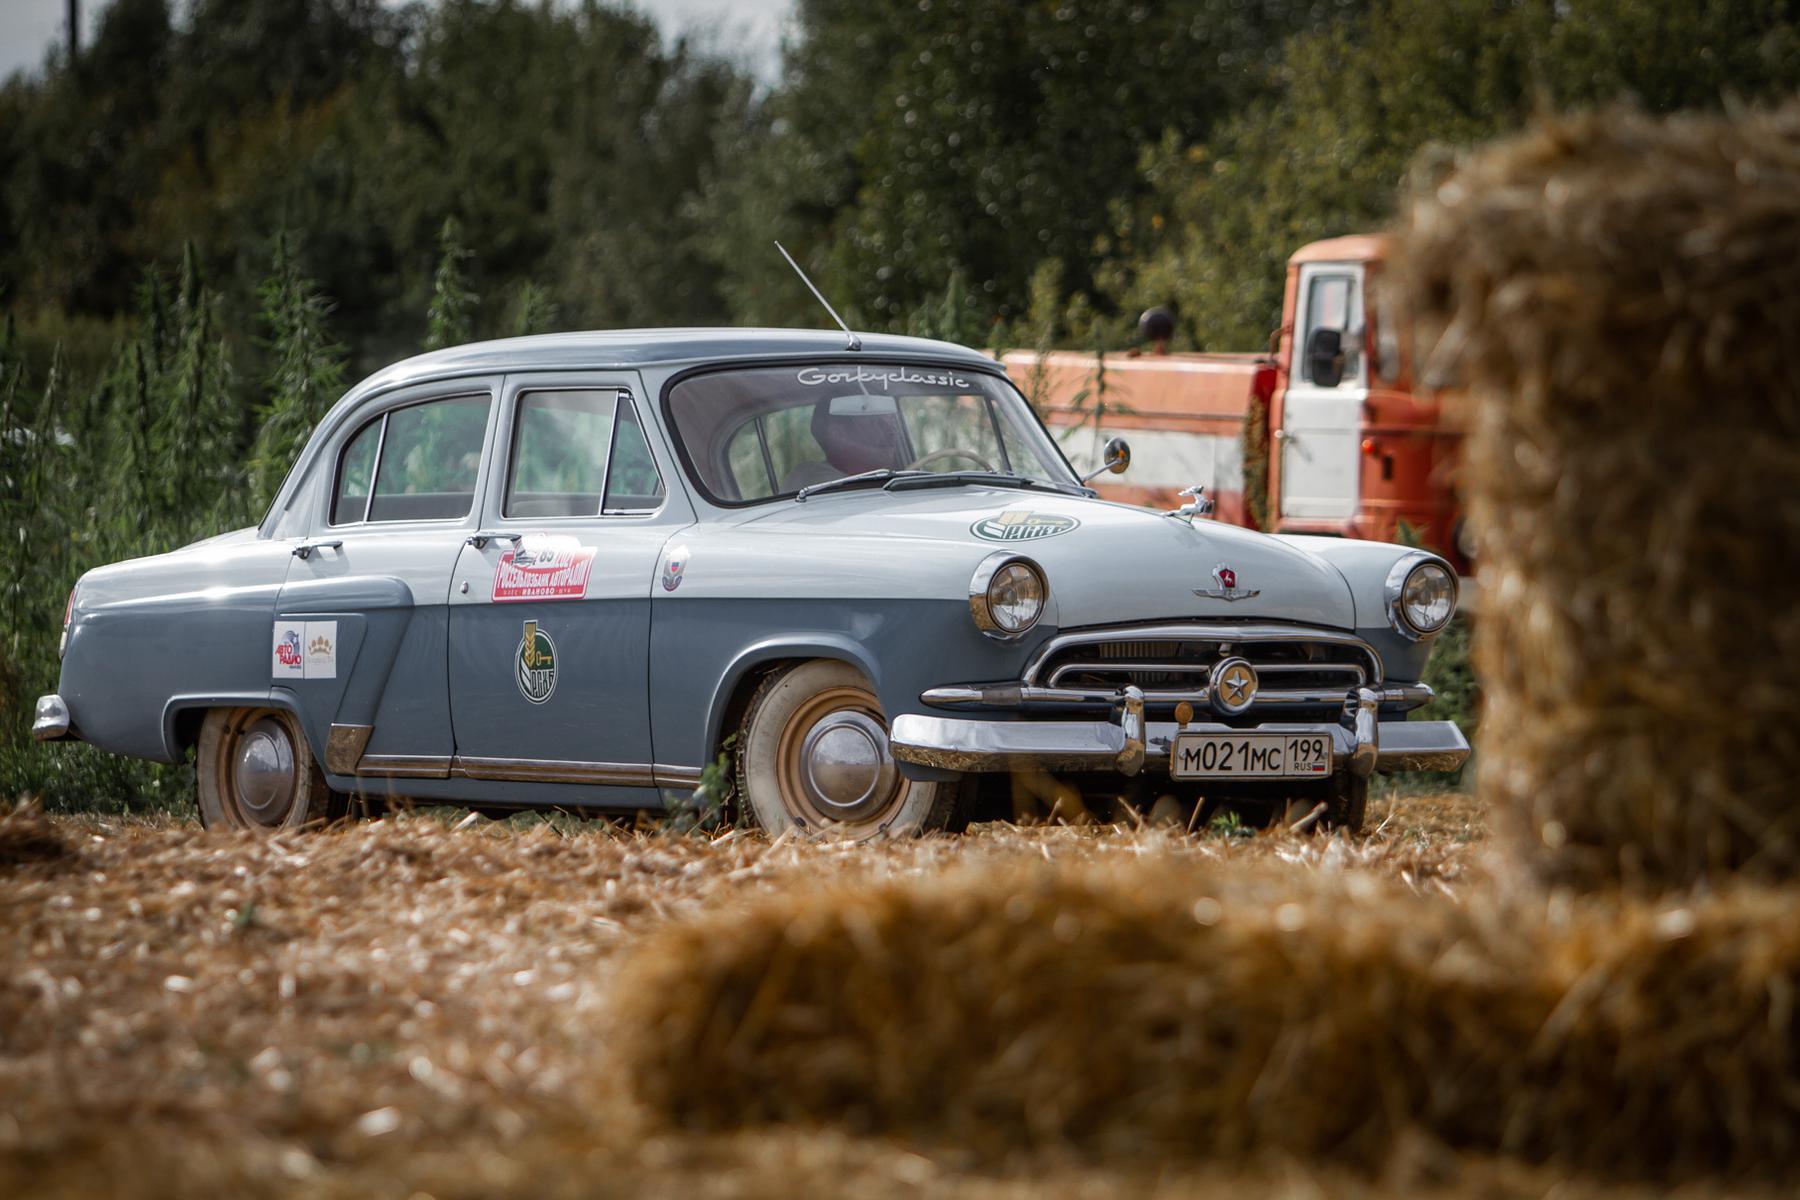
352,328,998,398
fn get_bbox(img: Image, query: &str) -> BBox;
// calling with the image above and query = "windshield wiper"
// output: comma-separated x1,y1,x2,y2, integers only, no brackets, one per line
794,469,926,502
883,471,1091,498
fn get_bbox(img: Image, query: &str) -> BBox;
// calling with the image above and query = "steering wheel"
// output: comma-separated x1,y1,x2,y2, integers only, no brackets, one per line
906,446,995,473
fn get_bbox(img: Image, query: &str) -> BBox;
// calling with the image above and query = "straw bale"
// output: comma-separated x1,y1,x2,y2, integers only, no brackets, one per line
0,801,72,868
613,861,1800,1181
1391,104,1800,888
0,797,1488,1199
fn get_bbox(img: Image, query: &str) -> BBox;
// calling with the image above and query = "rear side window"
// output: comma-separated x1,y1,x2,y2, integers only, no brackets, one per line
332,394,490,524
504,390,665,519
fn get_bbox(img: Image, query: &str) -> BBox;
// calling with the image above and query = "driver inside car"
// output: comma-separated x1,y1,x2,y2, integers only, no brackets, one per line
779,397,908,491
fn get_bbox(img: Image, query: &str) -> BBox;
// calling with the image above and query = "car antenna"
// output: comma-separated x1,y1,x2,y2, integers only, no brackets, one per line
775,241,860,351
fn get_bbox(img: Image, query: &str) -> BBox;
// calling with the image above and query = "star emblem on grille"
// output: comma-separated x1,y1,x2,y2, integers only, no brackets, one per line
1208,656,1259,715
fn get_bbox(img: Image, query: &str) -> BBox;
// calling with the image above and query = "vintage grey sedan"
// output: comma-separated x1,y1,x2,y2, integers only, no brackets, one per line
33,329,1468,836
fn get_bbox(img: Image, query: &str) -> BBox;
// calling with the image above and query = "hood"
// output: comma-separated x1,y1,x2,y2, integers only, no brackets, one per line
732,487,1354,630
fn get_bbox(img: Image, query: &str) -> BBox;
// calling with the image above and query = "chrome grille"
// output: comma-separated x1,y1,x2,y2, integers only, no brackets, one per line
1024,622,1382,708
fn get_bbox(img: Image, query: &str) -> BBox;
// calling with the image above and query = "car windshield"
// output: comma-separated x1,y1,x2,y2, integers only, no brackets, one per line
665,362,1078,505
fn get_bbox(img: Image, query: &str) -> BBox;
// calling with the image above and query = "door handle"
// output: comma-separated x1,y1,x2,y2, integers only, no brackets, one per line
292,539,343,560
467,531,523,550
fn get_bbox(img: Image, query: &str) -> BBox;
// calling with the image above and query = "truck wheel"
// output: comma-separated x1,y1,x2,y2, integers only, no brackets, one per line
735,660,960,839
195,708,341,831
1320,770,1369,834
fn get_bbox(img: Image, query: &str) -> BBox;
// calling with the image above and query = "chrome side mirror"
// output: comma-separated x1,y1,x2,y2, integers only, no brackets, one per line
1080,437,1131,484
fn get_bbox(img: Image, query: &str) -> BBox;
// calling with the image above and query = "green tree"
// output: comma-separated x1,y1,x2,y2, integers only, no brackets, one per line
249,233,346,509
425,215,478,351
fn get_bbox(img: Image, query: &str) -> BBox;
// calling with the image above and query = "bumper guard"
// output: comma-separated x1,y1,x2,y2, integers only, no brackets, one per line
889,686,1469,777
32,694,72,741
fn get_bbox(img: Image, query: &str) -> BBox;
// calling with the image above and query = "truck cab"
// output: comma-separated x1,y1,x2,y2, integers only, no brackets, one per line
1002,233,1472,579
1271,235,1468,572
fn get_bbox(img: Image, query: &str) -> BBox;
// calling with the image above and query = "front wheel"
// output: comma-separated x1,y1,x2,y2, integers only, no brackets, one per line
1320,770,1368,834
195,707,342,831
735,660,961,839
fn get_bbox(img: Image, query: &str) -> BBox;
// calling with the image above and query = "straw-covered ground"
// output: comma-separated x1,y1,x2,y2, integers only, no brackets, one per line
0,793,1787,1198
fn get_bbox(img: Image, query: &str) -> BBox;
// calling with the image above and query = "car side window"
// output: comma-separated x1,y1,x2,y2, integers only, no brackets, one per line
506,390,615,518
332,393,489,525
726,422,774,501
504,390,667,518
769,405,828,489
602,399,666,513
898,394,1003,469
332,418,381,524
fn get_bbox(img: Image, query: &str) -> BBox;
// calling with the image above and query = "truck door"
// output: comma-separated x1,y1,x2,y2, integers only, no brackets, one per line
445,376,680,790
279,382,500,781
1277,264,1366,523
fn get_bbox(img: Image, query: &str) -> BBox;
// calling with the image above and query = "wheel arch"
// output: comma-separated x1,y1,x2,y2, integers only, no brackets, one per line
703,636,882,765
161,691,310,763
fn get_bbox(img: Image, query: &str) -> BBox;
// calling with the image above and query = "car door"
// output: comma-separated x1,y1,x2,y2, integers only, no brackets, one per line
1279,263,1367,522
446,373,683,788
279,381,500,780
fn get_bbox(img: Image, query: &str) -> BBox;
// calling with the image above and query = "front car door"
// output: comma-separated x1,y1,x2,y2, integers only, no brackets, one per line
280,380,500,782
1278,262,1367,523
446,373,689,795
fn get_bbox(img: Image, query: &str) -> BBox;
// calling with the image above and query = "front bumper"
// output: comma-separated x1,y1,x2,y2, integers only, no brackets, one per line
32,694,72,741
890,687,1470,777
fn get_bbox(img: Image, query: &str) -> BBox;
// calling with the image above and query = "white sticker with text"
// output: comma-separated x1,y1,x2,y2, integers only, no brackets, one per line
273,620,339,680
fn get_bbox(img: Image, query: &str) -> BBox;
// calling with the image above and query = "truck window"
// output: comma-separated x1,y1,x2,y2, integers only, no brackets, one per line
1303,273,1363,386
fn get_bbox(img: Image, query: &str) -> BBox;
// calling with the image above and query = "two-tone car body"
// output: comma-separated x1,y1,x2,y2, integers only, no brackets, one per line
34,329,1468,835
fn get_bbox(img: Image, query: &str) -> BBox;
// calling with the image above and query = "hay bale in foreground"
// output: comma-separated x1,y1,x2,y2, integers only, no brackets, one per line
1392,105,1800,888
0,802,72,868
613,863,1800,1179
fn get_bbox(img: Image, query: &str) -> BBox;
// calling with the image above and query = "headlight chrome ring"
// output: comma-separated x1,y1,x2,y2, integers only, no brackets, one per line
1385,553,1458,640
969,552,1047,641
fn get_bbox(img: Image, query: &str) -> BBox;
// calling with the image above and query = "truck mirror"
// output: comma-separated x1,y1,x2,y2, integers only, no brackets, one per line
1306,327,1345,388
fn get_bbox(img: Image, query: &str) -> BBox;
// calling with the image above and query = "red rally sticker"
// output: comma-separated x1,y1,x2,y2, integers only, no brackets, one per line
493,535,597,602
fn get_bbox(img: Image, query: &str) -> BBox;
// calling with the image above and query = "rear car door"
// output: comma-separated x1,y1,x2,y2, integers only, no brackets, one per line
1279,263,1366,521
280,382,499,780
446,374,684,790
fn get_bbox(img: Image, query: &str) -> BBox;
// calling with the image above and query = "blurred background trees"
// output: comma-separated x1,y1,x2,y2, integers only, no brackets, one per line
3,0,1800,804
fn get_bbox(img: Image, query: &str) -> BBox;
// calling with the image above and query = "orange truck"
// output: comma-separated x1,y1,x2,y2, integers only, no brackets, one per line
1005,234,1473,574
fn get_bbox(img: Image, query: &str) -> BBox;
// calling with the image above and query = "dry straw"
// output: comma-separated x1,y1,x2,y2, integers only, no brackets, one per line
0,801,72,868
1391,105,1800,888
613,861,1800,1181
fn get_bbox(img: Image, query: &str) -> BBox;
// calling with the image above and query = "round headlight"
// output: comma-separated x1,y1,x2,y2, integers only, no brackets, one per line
1388,557,1457,638
970,553,1046,639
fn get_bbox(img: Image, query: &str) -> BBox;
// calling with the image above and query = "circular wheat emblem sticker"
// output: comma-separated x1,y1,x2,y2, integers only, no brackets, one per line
515,620,558,705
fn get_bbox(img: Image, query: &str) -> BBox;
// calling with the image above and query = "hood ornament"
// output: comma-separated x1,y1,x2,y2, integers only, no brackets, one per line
1194,563,1260,602
1164,484,1213,524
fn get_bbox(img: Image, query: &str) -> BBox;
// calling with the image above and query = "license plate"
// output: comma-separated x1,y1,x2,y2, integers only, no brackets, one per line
1170,732,1332,780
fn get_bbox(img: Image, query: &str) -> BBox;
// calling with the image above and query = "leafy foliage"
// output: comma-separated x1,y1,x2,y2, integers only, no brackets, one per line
249,233,345,510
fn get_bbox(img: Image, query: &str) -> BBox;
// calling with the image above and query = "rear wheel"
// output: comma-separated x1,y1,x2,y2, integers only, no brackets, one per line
195,708,342,831
735,660,960,839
